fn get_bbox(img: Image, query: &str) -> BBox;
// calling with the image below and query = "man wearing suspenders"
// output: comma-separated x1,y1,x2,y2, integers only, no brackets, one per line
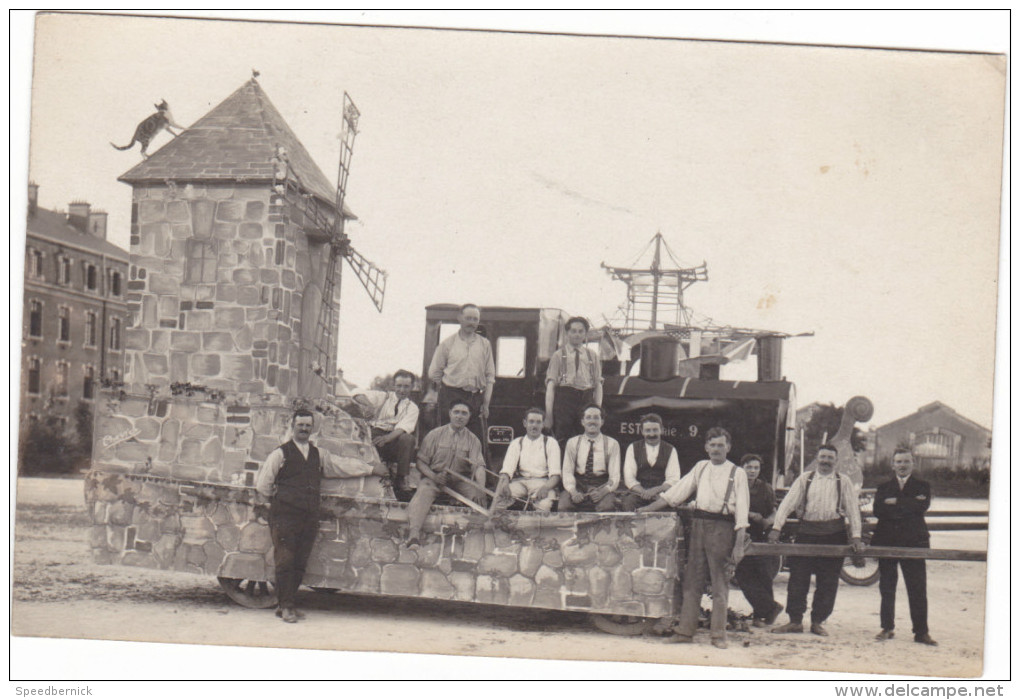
620,413,681,512
640,427,750,649
494,408,561,512
545,316,602,443
559,404,621,512
768,443,864,637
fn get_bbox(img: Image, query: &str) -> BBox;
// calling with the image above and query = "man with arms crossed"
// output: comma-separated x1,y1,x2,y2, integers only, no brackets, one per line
873,448,937,646
559,404,621,513
545,316,602,442
639,427,749,649
255,409,384,623
768,443,865,637
619,413,681,512
428,303,494,442
405,401,488,547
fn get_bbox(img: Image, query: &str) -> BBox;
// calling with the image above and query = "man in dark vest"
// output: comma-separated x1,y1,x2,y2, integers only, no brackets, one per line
254,409,380,623
620,413,681,512
873,449,937,646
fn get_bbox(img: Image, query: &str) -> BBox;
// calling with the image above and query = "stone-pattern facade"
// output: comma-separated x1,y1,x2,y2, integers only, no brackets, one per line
86,471,681,617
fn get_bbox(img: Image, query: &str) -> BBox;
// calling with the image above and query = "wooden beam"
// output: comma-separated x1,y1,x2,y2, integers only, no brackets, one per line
747,543,986,562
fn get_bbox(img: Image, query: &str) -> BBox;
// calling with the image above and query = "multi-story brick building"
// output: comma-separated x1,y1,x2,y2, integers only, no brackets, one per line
20,184,129,462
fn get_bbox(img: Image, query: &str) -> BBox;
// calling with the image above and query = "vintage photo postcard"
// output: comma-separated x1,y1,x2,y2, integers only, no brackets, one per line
10,11,1008,683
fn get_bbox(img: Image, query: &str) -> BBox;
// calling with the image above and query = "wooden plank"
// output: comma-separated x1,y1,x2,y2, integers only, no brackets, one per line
746,543,986,561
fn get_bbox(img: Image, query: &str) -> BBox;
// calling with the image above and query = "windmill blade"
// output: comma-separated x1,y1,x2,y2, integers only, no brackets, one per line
344,244,387,312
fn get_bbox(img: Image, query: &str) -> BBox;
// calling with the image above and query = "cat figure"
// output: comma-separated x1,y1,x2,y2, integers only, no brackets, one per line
110,100,183,158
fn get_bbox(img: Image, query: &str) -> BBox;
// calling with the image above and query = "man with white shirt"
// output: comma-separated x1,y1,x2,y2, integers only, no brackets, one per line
494,408,561,511
545,316,603,442
639,427,750,649
428,303,495,442
768,443,865,637
559,404,621,512
255,409,385,623
354,369,419,496
620,413,681,512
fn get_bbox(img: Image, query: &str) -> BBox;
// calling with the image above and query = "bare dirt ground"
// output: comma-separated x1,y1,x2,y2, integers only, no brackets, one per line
11,478,989,678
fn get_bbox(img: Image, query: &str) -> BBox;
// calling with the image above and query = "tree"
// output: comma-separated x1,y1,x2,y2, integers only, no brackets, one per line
791,403,867,476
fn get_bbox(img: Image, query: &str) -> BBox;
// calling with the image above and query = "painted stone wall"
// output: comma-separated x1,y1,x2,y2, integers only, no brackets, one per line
86,472,681,618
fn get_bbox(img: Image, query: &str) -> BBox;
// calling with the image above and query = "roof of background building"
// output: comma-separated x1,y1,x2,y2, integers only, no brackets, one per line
27,207,129,261
876,400,991,435
118,79,353,218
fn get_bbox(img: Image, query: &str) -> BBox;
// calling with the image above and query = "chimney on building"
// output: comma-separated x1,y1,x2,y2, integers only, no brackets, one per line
67,200,91,233
88,210,109,240
27,182,38,218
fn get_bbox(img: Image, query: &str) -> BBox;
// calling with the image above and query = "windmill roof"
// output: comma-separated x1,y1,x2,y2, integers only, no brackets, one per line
118,79,353,217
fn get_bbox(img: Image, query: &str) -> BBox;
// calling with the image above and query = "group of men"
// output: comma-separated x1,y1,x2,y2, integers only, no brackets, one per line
255,303,938,653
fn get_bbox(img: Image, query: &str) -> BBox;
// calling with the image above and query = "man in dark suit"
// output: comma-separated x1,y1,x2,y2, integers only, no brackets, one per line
872,448,937,646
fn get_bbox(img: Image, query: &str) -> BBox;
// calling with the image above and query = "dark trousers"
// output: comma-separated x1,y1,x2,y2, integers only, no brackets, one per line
879,557,928,635
269,501,319,609
619,490,657,512
677,518,736,639
736,554,780,619
437,384,485,444
552,387,594,443
785,530,847,624
371,427,415,483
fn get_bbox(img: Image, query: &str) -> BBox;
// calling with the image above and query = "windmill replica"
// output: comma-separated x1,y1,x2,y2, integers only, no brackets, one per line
92,77,389,490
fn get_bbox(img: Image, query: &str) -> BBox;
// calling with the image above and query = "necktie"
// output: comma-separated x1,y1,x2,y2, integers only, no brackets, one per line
585,439,595,473
575,349,581,375
393,398,401,418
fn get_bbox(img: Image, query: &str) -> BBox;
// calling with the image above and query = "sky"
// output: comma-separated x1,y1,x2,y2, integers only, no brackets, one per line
15,12,1006,432
8,10,1011,685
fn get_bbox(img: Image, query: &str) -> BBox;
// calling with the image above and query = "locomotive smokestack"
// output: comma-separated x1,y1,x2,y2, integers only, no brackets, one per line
639,336,681,382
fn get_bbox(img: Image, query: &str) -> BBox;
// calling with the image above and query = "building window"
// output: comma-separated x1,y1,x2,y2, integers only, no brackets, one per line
27,248,44,279
27,357,41,395
28,299,43,338
185,240,217,284
109,317,122,351
84,263,98,291
58,306,71,343
54,361,69,398
110,270,122,296
108,368,122,384
84,311,98,347
83,365,95,400
57,256,72,286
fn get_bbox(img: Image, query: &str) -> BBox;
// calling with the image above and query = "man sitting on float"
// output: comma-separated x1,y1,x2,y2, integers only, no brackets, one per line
559,403,622,512
619,412,681,512
493,407,561,511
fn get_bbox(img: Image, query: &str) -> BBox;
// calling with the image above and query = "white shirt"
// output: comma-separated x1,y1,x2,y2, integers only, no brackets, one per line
661,459,750,530
254,439,376,499
561,434,621,493
500,434,561,480
360,390,419,435
772,469,862,538
623,441,681,490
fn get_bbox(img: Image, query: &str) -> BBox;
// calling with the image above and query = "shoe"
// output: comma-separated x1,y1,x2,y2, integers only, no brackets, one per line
280,607,298,623
875,629,895,641
752,619,767,628
914,633,938,646
294,609,306,619
810,622,829,637
670,634,694,644
275,607,283,618
763,603,784,626
771,622,804,634
405,536,421,549
711,638,728,649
